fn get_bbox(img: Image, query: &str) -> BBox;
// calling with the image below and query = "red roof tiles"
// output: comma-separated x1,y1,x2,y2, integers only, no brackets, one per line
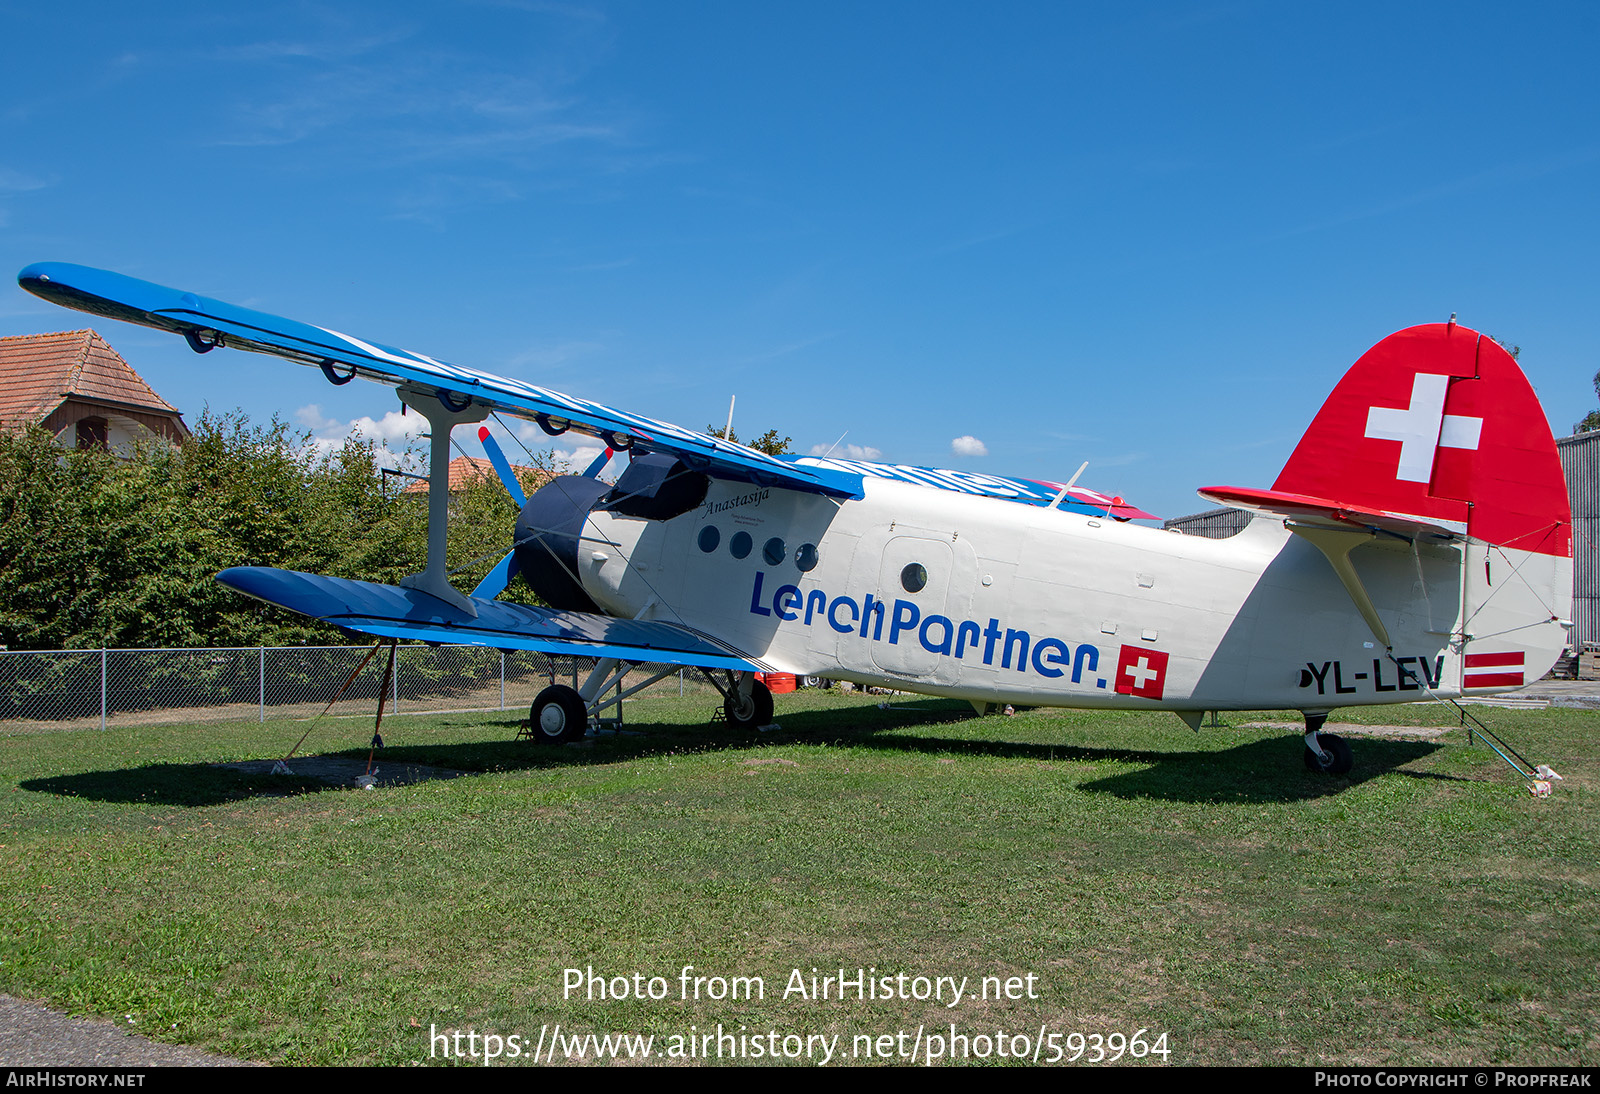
0,329,188,442
400,454,547,494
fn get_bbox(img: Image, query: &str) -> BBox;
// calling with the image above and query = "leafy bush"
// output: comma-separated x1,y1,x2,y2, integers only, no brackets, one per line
0,411,535,651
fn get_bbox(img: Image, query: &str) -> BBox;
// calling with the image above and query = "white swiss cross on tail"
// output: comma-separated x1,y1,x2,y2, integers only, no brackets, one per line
1363,373,1483,484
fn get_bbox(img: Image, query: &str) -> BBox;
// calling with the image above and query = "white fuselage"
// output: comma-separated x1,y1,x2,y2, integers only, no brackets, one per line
577,478,1569,713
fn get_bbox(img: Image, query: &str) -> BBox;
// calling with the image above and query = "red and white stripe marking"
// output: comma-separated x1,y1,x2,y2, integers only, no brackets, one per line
1463,651,1525,689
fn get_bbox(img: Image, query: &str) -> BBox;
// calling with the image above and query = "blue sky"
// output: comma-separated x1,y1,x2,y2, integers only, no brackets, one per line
3,1,1596,518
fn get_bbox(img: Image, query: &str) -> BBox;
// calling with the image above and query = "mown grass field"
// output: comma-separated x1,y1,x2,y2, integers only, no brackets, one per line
0,690,1594,1066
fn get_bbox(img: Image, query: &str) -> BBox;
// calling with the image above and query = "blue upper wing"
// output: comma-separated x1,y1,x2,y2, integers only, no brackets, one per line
18,261,1156,519
17,262,862,499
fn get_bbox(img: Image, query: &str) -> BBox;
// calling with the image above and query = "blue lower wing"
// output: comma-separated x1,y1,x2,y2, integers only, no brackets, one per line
218,568,763,672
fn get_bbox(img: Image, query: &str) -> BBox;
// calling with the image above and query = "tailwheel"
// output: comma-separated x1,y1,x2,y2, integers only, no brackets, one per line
1303,732,1353,775
724,679,774,730
1300,711,1352,775
528,685,588,744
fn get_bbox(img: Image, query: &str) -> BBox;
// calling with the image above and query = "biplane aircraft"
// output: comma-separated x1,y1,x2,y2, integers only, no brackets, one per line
19,263,1573,773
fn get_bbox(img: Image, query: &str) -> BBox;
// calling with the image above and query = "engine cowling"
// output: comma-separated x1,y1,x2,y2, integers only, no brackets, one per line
513,474,610,612
515,455,711,611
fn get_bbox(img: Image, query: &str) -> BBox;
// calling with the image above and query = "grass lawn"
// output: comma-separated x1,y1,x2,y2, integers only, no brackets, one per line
0,690,1594,1066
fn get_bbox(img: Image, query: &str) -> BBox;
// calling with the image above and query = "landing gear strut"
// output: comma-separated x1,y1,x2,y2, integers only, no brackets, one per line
1301,711,1353,775
697,670,774,730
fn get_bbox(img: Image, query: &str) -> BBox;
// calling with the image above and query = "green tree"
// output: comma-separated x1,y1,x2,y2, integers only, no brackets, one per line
1578,368,1600,434
0,409,577,650
168,411,434,646
1489,335,1597,435
706,425,793,455
0,425,204,648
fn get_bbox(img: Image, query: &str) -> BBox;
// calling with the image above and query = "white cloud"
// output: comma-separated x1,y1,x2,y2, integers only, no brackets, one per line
950,435,988,457
296,404,425,468
808,442,883,461
552,444,618,477
569,257,636,273
738,332,838,365
0,167,50,229
0,168,48,192
509,421,619,478
504,339,606,372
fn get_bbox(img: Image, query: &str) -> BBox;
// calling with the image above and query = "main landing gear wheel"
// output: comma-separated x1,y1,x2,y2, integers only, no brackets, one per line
530,685,588,744
724,680,774,730
1303,733,1353,775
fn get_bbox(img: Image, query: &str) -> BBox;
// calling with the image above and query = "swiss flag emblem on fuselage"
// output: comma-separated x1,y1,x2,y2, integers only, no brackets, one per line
1271,324,1570,558
1115,645,1168,700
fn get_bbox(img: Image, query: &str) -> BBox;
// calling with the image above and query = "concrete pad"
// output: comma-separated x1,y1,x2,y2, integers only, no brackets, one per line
1509,680,1600,709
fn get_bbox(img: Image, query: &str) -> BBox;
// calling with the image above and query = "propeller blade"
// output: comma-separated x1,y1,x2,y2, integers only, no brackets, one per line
470,550,517,600
476,426,528,507
583,447,615,478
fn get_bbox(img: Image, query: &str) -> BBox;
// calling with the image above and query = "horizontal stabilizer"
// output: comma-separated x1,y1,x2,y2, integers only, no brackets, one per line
217,567,763,672
1032,483,1158,521
1197,485,1465,542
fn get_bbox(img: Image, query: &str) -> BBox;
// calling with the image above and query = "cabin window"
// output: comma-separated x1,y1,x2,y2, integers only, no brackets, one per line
763,537,786,566
698,526,720,553
901,563,928,593
730,531,753,559
796,543,819,572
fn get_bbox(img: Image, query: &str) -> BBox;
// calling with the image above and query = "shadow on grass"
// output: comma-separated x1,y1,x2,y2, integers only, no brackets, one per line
838,730,1448,802
19,698,1456,807
20,764,330,807
1081,737,1446,802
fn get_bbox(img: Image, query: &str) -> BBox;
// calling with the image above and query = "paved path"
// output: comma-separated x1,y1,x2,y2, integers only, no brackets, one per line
1509,679,1600,707
0,996,254,1067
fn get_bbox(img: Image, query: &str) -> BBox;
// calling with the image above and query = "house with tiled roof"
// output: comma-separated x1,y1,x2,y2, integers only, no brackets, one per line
400,454,548,496
0,329,189,449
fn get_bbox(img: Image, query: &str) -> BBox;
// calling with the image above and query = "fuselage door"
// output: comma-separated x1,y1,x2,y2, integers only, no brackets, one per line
862,532,977,684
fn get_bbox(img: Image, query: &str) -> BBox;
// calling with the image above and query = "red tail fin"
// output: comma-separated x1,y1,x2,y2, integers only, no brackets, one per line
1264,323,1570,558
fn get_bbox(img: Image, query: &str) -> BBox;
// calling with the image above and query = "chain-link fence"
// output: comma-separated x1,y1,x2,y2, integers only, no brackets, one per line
0,645,718,731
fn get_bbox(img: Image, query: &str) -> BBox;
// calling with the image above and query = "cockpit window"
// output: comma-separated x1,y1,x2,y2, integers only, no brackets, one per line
603,453,710,520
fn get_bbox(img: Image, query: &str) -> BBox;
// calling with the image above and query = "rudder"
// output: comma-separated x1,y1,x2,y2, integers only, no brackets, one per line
1272,322,1570,559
